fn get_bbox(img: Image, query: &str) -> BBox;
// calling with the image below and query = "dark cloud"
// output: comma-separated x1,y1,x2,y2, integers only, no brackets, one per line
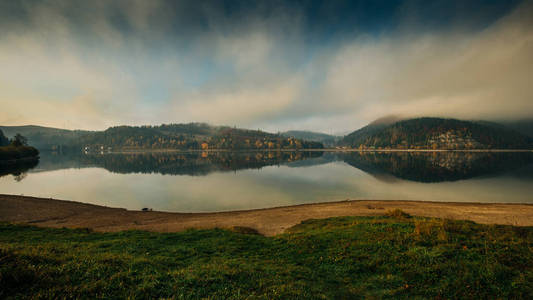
0,0,521,41
0,0,531,132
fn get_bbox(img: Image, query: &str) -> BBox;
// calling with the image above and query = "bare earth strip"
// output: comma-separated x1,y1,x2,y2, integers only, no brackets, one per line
1,194,532,236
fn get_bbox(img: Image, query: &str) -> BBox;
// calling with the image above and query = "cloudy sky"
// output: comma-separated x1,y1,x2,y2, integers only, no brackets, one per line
1,0,532,134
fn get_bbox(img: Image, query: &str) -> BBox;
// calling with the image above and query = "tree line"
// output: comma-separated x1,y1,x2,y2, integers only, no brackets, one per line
78,124,324,151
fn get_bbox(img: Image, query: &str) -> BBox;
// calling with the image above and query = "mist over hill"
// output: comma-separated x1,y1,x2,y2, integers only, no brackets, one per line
281,131,340,147
499,119,533,138
2,117,533,151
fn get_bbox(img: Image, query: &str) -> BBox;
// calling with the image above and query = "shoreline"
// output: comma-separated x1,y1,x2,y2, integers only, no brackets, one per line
316,148,533,152
2,194,533,236
70,148,533,154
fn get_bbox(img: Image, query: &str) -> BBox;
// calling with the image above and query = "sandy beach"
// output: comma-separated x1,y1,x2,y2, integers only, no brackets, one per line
1,194,532,236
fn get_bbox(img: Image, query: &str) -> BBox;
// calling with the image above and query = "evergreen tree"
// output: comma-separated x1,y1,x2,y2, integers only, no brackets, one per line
0,129,9,146
12,133,28,147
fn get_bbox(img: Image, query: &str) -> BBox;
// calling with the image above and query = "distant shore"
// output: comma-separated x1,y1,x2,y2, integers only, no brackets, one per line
1,194,532,236
81,148,533,154
307,148,533,152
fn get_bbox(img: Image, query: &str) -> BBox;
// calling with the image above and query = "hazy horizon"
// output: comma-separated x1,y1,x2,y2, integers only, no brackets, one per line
1,0,532,133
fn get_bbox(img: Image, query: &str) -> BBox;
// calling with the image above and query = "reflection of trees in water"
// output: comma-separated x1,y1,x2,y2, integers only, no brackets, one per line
78,151,325,176
13,173,28,182
0,159,39,181
341,152,533,182
31,150,533,182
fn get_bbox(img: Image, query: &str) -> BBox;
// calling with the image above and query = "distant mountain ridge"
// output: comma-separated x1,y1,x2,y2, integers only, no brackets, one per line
281,130,340,147
0,123,323,151
499,119,533,138
342,117,533,150
341,117,400,149
0,125,92,150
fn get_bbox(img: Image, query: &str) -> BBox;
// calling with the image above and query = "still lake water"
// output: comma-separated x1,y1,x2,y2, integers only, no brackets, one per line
1,151,532,212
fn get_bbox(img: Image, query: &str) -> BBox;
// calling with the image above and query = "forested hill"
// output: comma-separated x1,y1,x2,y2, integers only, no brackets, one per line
0,125,92,150
82,124,323,150
0,123,323,151
499,119,533,138
342,118,533,150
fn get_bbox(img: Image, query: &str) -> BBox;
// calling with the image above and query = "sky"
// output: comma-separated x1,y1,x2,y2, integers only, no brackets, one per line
0,0,532,134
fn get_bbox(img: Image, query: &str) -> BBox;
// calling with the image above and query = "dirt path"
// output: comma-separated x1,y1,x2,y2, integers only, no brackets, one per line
1,194,532,236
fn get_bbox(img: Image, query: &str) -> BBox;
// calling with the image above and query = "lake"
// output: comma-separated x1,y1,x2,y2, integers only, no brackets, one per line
1,151,532,212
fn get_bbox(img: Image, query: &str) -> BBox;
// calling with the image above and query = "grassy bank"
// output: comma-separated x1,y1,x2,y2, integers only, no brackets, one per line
0,145,39,162
1,214,532,298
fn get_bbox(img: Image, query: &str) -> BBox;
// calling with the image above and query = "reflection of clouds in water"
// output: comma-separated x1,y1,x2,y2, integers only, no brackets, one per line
1,154,532,212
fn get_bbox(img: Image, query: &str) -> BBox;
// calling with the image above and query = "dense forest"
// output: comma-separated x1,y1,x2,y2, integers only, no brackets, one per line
0,124,324,151
80,124,324,151
342,118,533,149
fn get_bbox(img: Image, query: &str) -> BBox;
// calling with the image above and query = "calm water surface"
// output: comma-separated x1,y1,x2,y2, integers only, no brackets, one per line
1,151,532,212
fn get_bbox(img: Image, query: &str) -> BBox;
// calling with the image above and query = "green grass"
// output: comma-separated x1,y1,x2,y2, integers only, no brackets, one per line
1,215,532,299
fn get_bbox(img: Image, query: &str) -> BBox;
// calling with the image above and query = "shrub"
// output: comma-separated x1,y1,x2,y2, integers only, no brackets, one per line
0,145,39,161
413,219,448,241
385,209,411,219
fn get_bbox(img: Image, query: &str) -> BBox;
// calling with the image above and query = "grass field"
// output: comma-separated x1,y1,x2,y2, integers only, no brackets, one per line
1,212,532,299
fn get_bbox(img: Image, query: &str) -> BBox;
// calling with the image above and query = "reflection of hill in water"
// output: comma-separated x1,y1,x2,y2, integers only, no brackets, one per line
31,152,96,172
35,151,324,176
0,159,39,181
285,152,338,168
507,163,533,181
341,152,533,182
30,151,533,182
